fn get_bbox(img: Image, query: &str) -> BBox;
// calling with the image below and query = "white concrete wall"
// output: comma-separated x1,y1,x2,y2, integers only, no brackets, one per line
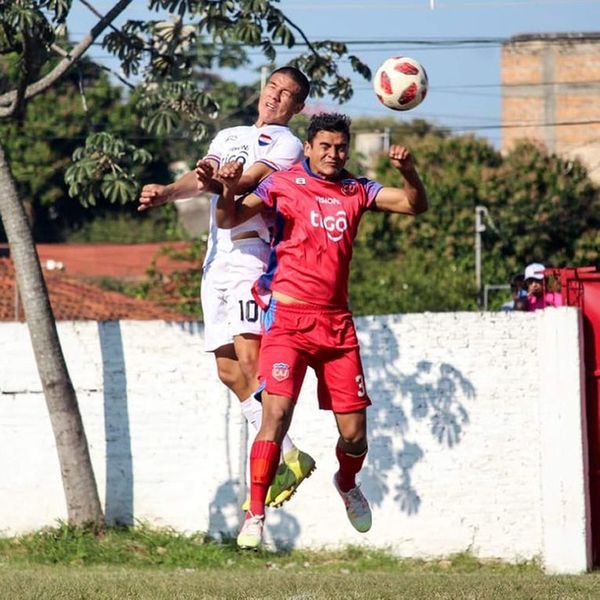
0,309,590,573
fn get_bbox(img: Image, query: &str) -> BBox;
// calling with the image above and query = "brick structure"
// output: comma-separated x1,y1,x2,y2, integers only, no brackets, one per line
501,32,600,182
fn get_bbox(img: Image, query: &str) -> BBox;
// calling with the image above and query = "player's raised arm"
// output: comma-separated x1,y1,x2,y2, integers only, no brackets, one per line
372,145,428,216
214,161,265,229
138,159,220,212
194,158,276,198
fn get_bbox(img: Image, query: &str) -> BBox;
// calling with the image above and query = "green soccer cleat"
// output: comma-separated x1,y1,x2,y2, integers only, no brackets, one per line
333,472,372,533
241,448,317,511
237,512,265,549
268,448,316,508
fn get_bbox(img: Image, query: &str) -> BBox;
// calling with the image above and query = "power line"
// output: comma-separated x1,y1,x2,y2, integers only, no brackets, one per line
80,36,507,46
282,0,600,8
450,118,600,132
27,117,600,140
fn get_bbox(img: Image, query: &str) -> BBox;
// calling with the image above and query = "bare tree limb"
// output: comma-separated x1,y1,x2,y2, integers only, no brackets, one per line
51,41,135,90
0,0,134,115
50,42,70,58
79,0,127,39
280,12,320,57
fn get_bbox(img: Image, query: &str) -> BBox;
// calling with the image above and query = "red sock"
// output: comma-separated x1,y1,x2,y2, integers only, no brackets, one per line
249,440,280,516
336,444,367,493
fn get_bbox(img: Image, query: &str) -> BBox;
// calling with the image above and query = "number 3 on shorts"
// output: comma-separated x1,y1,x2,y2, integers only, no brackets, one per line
238,299,259,323
355,374,366,398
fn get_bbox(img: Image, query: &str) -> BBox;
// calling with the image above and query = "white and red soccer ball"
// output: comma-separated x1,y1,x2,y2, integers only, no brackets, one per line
373,56,428,111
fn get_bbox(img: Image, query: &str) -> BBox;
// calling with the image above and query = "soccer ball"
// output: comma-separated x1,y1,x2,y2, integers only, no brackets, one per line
373,56,428,111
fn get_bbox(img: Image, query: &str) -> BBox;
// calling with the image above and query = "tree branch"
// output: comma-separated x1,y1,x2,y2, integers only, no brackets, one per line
280,12,320,57
9,32,34,118
79,0,128,39
0,0,134,115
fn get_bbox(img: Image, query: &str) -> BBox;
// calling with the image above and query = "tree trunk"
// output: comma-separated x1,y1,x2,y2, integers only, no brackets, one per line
0,143,103,528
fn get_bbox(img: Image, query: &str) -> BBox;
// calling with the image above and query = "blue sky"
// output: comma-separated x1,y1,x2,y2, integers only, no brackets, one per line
67,0,600,147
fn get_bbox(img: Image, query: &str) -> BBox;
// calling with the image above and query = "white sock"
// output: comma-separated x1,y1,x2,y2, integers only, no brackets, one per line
240,395,297,458
280,435,295,457
240,396,263,431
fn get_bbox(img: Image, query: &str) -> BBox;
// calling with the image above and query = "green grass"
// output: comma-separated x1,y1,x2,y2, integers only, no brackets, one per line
1,524,599,599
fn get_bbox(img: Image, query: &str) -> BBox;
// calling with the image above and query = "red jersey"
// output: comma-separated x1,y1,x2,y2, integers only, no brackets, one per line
253,160,382,308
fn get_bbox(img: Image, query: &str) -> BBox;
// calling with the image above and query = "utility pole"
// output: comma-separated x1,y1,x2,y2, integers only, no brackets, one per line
475,206,488,308
260,65,268,91
383,128,390,153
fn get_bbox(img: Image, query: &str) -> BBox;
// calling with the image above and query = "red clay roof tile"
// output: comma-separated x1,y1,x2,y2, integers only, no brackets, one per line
0,258,193,322
0,242,198,281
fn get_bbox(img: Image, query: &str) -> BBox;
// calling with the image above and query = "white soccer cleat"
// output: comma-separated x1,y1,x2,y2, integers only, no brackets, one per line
333,472,372,533
237,512,265,549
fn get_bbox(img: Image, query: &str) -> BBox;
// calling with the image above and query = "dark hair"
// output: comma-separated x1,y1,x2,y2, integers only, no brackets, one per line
306,113,352,144
270,67,310,103
510,273,525,293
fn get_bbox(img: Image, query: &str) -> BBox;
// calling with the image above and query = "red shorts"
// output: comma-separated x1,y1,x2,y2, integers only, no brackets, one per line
258,300,371,413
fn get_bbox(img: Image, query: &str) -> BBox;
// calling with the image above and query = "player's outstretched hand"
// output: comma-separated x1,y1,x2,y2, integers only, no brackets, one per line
218,160,243,190
195,159,215,191
388,145,415,173
138,184,169,212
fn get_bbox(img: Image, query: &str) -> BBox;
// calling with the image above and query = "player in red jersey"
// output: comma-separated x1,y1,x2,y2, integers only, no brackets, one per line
201,112,427,548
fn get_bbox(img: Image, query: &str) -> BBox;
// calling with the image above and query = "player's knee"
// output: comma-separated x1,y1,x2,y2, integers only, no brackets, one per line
261,394,294,427
236,352,258,381
339,429,367,449
216,363,239,390
262,403,290,426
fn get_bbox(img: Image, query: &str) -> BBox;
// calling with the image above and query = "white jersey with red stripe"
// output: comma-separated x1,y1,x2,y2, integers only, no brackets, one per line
202,124,303,268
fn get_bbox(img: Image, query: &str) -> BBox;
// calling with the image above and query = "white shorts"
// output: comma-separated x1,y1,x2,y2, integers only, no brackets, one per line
201,238,270,352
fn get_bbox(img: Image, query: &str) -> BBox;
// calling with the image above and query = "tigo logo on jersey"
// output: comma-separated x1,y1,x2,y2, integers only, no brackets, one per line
272,362,290,381
258,133,272,146
310,210,348,242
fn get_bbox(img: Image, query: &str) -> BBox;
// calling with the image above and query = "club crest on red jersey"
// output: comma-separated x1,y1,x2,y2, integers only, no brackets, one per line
341,179,358,195
272,362,290,381
258,133,272,146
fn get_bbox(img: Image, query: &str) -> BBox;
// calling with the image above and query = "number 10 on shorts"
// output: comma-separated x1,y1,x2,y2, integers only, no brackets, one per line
238,299,259,323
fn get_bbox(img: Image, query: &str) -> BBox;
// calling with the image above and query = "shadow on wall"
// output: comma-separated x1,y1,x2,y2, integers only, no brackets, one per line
208,477,301,551
358,315,475,516
206,314,475,547
206,390,302,547
98,321,133,526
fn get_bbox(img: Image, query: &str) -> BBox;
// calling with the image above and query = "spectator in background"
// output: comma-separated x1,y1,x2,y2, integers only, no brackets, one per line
524,262,562,311
501,273,527,311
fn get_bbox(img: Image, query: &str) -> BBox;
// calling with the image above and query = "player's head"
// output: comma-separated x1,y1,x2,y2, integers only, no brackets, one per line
509,273,525,301
257,67,309,127
304,113,351,180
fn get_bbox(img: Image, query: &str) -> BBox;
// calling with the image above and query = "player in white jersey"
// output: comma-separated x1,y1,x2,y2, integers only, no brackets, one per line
138,67,316,508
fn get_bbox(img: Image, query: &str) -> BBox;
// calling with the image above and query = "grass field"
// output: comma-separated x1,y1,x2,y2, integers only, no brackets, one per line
1,525,599,599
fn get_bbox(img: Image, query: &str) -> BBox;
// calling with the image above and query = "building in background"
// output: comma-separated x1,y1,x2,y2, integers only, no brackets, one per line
354,130,390,178
501,32,600,182
0,243,199,321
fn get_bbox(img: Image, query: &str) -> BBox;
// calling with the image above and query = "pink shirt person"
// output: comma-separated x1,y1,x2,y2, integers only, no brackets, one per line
524,262,563,311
